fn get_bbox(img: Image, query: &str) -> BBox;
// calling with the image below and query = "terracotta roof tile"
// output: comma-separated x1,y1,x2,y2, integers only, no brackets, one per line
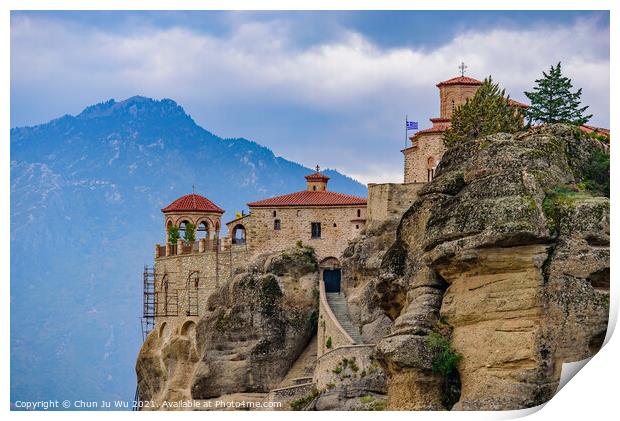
305,172,330,182
248,190,367,208
580,125,610,135
436,76,483,87
508,99,529,108
161,193,224,214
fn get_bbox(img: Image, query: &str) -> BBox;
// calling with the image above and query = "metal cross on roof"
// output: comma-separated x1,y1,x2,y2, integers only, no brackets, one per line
192,184,195,194
459,62,467,76
316,165,320,173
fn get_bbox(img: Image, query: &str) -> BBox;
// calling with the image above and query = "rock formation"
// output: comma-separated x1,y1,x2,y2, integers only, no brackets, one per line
349,124,609,410
136,124,609,411
136,245,319,409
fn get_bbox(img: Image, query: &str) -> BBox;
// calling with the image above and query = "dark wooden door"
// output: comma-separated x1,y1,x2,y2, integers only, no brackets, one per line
324,269,341,293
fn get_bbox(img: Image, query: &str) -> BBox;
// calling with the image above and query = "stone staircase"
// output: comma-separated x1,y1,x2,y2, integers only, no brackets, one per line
325,292,363,344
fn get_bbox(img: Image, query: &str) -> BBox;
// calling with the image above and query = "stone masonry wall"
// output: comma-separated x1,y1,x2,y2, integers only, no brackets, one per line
367,183,424,229
245,206,366,261
439,84,479,119
154,248,249,336
314,345,377,390
403,133,446,183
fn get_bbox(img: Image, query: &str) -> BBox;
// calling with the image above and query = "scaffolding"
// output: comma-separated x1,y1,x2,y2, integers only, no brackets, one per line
140,265,156,341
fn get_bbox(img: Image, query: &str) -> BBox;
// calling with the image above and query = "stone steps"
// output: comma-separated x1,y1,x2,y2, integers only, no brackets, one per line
325,292,363,343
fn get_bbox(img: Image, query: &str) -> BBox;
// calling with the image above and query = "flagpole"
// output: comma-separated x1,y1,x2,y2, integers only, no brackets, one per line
405,115,408,148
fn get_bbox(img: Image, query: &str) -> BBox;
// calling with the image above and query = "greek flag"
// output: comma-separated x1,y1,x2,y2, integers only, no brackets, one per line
406,121,418,130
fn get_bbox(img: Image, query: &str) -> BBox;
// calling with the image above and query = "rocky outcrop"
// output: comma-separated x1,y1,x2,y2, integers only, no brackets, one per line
136,124,609,411
343,124,609,410
136,245,319,408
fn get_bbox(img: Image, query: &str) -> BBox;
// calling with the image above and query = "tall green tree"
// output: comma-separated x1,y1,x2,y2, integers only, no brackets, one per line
183,222,196,242
167,225,180,244
443,77,524,147
524,62,592,126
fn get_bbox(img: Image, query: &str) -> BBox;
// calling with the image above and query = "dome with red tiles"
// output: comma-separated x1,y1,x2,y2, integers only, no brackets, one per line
304,171,330,182
436,76,483,87
161,193,224,214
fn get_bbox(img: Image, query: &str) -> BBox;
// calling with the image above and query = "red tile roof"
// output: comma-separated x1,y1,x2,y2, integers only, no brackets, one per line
436,76,483,87
508,98,529,108
305,171,330,182
248,190,367,208
161,193,224,214
413,126,448,135
580,125,610,136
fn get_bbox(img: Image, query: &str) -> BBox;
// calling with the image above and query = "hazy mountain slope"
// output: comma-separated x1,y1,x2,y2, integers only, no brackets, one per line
10,96,366,407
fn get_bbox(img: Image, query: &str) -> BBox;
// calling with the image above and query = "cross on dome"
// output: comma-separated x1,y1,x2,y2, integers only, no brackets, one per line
459,62,467,77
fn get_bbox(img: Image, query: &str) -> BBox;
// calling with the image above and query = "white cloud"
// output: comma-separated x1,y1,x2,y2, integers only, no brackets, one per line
11,14,609,184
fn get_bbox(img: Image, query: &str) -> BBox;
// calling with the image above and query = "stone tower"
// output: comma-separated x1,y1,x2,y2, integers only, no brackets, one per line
149,192,248,342
402,75,482,183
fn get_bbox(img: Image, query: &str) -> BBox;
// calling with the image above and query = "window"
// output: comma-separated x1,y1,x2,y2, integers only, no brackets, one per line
232,224,246,245
274,219,281,230
313,185,317,191
451,99,456,113
333,223,337,227
197,221,209,239
356,225,359,229
427,168,435,181
311,222,321,239
297,210,301,217
272,210,277,217
357,209,361,218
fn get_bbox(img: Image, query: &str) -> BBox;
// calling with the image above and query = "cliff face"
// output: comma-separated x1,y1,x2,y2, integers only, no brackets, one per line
136,246,319,408
354,124,609,410
135,124,609,411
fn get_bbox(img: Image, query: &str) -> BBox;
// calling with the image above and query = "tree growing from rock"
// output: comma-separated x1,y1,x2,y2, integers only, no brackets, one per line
443,77,524,147
524,62,592,126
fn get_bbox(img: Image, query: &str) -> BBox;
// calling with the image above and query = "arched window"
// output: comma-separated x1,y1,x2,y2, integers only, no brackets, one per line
197,221,209,239
274,219,281,230
297,210,302,217
272,210,277,217
451,99,456,113
313,186,317,191
159,322,168,339
357,209,361,218
232,224,246,245
427,157,437,181
179,220,191,239
180,320,196,337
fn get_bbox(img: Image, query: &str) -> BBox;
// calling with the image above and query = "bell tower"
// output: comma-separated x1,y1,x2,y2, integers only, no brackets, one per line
305,166,330,191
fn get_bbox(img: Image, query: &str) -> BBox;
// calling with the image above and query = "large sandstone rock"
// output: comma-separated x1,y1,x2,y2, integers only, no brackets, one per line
350,124,609,410
136,245,320,408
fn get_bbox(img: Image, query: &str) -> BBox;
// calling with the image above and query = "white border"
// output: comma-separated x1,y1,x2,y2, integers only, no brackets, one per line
2,1,616,420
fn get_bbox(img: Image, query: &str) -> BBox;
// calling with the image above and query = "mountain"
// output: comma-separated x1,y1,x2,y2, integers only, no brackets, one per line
10,96,366,407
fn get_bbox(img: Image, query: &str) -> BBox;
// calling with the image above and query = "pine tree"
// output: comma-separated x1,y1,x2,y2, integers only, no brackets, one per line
524,62,592,126
443,77,524,147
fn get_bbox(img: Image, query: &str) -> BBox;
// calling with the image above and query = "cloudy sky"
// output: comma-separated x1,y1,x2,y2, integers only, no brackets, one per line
11,11,610,183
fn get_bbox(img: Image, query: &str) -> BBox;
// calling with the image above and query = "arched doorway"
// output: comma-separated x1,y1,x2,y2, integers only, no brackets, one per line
320,257,341,293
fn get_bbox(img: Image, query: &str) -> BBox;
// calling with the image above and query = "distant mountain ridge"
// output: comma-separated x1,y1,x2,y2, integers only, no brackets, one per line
10,96,366,407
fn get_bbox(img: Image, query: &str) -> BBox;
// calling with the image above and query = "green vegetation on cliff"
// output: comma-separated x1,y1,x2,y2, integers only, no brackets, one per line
443,77,524,147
